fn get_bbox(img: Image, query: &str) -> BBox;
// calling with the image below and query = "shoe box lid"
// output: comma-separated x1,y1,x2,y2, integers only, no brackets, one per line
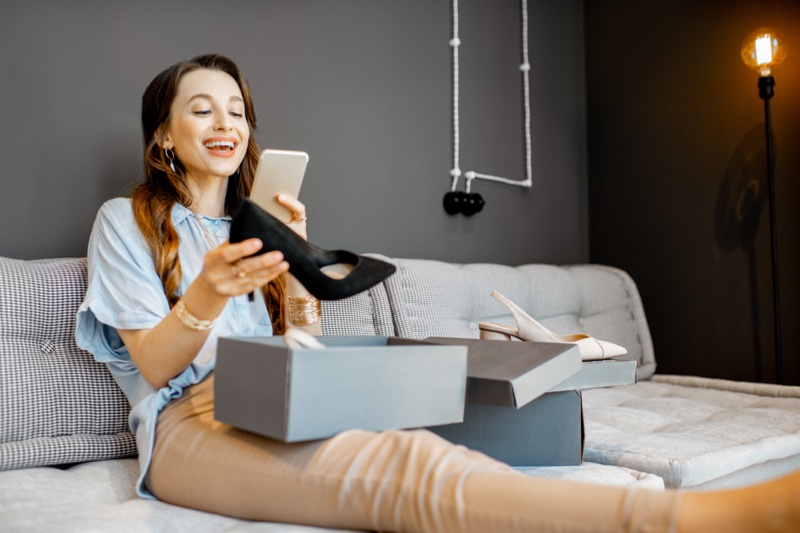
424,337,583,408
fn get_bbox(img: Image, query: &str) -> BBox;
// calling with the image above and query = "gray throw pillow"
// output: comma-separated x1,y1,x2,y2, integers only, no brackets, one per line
0,257,136,470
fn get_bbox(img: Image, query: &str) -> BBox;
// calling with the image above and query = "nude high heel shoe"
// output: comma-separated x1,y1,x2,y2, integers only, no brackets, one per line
478,290,627,361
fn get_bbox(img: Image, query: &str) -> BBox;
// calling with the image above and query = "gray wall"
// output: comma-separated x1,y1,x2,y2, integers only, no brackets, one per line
0,0,588,267
586,0,800,385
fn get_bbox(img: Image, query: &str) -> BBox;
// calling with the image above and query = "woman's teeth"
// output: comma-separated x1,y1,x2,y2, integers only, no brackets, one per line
204,141,235,150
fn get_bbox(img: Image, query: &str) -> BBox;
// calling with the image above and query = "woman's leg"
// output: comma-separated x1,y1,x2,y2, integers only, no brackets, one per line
679,472,800,533
147,376,683,532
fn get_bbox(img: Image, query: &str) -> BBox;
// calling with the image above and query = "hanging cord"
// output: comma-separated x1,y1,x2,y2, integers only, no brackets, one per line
521,0,532,185
449,0,533,196
449,0,461,193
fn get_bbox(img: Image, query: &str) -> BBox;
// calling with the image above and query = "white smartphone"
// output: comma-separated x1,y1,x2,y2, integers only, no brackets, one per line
249,149,309,224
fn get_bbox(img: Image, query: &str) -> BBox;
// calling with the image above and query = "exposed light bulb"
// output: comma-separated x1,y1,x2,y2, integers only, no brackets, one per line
741,27,788,77
755,35,773,65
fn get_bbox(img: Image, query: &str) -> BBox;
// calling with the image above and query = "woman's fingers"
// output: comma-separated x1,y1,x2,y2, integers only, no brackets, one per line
277,195,308,239
227,258,289,295
208,257,288,297
201,239,289,297
235,251,288,280
218,238,263,263
276,194,306,219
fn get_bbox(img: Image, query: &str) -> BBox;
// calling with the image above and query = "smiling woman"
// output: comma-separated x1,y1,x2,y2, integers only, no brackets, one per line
132,55,291,332
72,53,800,533
162,70,249,199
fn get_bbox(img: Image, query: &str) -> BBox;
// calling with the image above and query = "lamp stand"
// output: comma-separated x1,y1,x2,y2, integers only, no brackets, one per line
758,75,783,384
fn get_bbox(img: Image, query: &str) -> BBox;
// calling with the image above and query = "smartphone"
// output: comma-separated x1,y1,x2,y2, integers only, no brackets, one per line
249,149,309,224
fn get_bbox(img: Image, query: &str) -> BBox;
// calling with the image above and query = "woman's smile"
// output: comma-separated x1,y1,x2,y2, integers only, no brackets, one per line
203,136,239,158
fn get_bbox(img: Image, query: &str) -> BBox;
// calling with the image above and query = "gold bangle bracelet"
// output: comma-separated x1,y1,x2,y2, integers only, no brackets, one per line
174,299,219,331
287,295,321,326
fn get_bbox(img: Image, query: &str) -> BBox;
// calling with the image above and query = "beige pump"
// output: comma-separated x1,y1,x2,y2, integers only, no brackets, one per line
479,290,628,361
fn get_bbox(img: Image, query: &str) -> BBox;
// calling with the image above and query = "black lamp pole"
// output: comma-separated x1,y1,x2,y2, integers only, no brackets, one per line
757,75,783,385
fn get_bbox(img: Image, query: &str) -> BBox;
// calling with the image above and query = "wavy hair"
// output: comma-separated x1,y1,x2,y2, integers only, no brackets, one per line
132,53,285,334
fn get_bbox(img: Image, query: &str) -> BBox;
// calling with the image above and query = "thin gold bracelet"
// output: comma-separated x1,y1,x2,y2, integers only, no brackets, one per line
174,299,219,331
287,295,321,326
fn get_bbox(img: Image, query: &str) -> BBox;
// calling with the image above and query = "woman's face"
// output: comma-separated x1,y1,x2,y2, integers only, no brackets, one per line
162,68,250,184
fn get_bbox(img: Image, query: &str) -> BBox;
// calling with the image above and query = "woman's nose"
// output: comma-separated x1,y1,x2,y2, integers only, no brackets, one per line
214,112,233,131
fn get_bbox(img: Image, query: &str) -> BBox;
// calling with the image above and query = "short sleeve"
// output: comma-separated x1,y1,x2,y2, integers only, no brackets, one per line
75,198,170,367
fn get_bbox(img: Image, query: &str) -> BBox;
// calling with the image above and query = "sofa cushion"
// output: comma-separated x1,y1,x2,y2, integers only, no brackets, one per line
383,259,656,379
321,255,395,337
583,377,800,488
0,257,136,470
0,458,360,533
0,458,663,532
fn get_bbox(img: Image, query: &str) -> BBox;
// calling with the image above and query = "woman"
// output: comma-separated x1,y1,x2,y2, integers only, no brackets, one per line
76,53,799,532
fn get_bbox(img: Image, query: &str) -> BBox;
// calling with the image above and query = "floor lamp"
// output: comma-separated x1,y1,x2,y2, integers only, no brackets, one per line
740,28,788,384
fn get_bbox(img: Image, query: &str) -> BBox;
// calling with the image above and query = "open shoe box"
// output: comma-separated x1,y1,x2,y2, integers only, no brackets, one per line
424,338,637,466
214,336,468,442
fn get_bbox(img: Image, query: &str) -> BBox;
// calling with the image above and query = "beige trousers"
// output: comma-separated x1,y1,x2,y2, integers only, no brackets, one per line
147,376,683,533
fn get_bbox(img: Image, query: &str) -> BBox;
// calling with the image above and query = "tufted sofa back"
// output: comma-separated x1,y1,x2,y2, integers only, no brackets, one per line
1,255,656,470
326,256,657,380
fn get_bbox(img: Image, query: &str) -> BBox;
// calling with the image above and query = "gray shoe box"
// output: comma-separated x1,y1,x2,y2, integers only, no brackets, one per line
429,390,585,466
549,359,638,392
423,338,636,466
214,336,468,442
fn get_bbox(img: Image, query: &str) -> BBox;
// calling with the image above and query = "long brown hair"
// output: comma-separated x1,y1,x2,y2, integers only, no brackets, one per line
132,53,285,334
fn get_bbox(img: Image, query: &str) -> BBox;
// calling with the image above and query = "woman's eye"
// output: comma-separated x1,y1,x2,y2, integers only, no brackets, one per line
230,111,244,118
193,110,212,116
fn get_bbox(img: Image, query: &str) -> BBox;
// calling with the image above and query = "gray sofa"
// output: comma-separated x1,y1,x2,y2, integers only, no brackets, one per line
2,255,800,532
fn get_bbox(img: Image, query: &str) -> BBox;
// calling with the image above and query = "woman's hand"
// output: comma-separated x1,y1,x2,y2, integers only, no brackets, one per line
277,195,308,239
117,238,288,390
197,238,289,299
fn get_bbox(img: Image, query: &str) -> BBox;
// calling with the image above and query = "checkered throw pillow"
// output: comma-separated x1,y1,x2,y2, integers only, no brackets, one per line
0,257,136,470
321,255,396,337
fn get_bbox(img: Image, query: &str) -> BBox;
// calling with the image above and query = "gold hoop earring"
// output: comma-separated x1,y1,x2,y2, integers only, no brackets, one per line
165,148,176,173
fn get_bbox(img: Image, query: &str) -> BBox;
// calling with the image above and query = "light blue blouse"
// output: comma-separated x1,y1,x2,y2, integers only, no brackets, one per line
75,197,273,499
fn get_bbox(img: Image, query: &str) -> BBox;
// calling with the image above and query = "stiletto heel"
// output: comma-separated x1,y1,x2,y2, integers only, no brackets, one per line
478,290,627,361
230,199,396,300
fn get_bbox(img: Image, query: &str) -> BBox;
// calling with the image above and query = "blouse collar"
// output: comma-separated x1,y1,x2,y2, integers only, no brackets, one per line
171,202,233,226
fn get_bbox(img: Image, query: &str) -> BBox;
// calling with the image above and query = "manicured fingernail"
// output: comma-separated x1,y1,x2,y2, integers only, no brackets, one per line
278,194,286,201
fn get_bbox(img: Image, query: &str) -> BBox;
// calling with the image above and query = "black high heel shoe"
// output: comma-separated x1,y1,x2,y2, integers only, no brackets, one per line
230,199,396,300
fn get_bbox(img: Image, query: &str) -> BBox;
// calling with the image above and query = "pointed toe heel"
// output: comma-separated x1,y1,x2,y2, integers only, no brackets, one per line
485,290,628,361
230,199,396,300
